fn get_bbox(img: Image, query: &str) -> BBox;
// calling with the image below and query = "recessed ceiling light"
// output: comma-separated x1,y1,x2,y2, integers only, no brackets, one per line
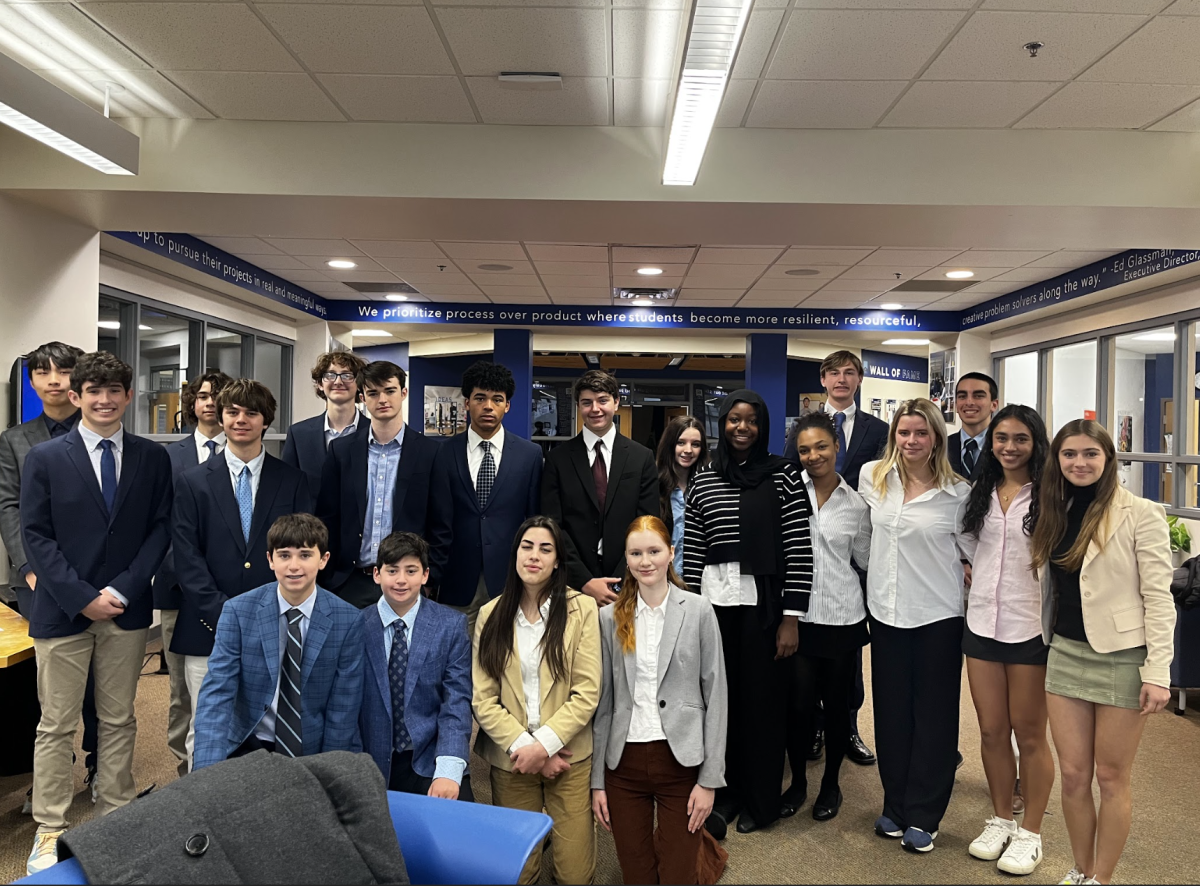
637,267,664,276
350,329,392,338
327,259,357,269
97,320,120,330
784,268,821,277
1133,332,1176,342
478,263,514,272
384,293,408,302
944,269,974,279
138,324,152,331
883,338,931,346
879,303,903,310
631,299,655,306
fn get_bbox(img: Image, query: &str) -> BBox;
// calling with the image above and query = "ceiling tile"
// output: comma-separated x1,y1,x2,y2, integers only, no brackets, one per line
613,275,683,287
253,256,311,271
462,259,537,275
757,268,848,285
200,236,283,255
482,291,551,303
347,240,447,259
378,257,471,276
614,79,670,127
881,81,1060,128
80,70,213,118
552,293,613,304
915,266,1012,281
1080,16,1200,84
674,298,740,307
767,10,967,80
793,1,975,7
613,261,689,275
694,247,785,264
398,273,475,287
409,284,483,296
730,9,785,80
957,281,1024,294
267,238,361,256
715,80,755,127
838,265,931,281
859,248,966,265
1028,249,1119,266
819,279,895,293
323,270,400,284
166,71,344,121
1015,82,1200,129
737,293,805,307
613,9,683,79
994,267,1073,282
438,241,528,260
780,247,876,264
0,3,149,71
434,0,605,7
468,77,610,124
534,262,610,276
748,279,824,292
983,0,1165,12
304,282,357,294
676,289,747,299
437,8,608,77
545,286,612,299
468,273,543,287
82,3,301,72
260,5,454,75
318,75,474,122
612,0,686,7
923,11,1146,82
683,265,765,287
748,80,907,128
526,244,609,261
540,273,611,287
612,246,696,262
271,270,334,283
1149,96,1200,130
1166,0,1200,11
961,249,1055,265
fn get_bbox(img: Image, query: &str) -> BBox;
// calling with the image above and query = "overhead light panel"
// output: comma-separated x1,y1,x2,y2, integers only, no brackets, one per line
384,293,409,302
879,303,903,310
882,338,931,346
637,267,664,276
350,329,392,338
662,0,754,186
327,259,357,269
668,355,685,367
944,269,974,279
0,48,137,174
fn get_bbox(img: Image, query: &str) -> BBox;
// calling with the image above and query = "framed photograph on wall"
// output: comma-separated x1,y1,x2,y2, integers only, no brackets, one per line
424,385,465,437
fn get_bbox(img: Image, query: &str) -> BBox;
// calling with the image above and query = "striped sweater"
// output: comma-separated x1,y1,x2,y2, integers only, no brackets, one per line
682,463,814,614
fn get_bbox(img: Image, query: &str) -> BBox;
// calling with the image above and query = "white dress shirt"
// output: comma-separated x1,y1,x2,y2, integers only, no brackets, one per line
225,446,266,506
700,563,759,608
858,460,972,629
256,587,317,744
324,409,362,449
507,598,564,757
823,401,857,447
77,423,129,606
582,424,617,557
194,429,226,463
467,425,505,488
802,472,871,626
960,485,1043,644
626,593,668,743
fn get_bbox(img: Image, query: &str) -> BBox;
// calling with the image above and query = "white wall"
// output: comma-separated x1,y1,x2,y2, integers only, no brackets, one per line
1048,341,1098,435
859,378,929,425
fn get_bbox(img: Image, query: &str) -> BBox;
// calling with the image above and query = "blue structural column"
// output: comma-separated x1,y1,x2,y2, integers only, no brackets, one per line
494,329,533,440
745,333,788,455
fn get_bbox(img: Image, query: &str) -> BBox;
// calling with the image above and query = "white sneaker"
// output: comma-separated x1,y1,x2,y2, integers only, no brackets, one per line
998,827,1043,875
1081,879,1100,885
1059,868,1086,885
26,830,64,875
968,816,1017,860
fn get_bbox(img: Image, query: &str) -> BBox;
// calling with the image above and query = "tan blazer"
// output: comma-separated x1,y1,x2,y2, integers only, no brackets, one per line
472,589,602,770
1037,485,1177,688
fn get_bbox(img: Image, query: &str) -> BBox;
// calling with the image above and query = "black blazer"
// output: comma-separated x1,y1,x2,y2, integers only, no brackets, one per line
947,431,985,482
427,431,543,606
20,428,173,639
317,422,440,591
152,434,202,610
540,432,658,592
283,413,332,500
784,409,888,490
170,452,312,657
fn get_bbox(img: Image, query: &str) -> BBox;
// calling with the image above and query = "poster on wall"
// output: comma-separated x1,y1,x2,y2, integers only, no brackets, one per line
929,348,958,424
424,386,465,437
885,399,898,423
798,393,825,416
1117,412,1133,453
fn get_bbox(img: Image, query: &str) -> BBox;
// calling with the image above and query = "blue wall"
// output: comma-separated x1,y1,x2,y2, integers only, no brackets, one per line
1142,352,1174,499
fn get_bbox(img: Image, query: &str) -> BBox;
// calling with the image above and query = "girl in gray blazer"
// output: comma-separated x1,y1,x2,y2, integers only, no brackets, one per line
592,516,728,885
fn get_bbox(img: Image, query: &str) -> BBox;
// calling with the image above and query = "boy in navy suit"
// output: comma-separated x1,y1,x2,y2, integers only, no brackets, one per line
20,352,172,874
282,350,368,499
360,532,473,800
192,513,364,770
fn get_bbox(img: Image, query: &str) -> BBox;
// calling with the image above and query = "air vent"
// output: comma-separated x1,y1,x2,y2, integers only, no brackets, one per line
498,72,563,90
614,287,678,302
890,279,974,293
477,263,514,272
342,281,420,294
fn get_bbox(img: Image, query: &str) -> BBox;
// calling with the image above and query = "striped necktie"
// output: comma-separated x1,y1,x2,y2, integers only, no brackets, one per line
276,608,304,757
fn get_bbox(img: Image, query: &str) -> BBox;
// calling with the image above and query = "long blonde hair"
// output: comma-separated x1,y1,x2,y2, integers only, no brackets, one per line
614,515,686,654
870,398,962,498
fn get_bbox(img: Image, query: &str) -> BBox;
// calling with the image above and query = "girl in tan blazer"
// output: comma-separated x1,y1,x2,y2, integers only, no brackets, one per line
473,515,601,886
1030,420,1176,886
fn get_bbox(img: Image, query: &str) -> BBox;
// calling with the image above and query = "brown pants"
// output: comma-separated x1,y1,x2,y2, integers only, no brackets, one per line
605,741,703,886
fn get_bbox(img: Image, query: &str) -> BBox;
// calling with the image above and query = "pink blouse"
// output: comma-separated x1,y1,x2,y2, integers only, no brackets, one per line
966,485,1043,644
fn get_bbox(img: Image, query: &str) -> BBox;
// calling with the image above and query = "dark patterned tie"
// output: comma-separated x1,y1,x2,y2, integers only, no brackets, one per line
833,412,847,474
963,438,979,476
99,440,117,514
276,608,304,757
205,439,218,459
389,620,411,753
592,440,608,513
477,440,496,509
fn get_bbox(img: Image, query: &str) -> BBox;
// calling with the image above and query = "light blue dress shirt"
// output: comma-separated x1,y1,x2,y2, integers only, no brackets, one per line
375,595,467,785
670,486,686,577
358,426,404,567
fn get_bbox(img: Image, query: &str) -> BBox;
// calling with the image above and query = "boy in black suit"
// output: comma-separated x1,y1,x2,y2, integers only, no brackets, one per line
21,352,172,874
540,369,657,605
282,350,368,499
948,372,999,481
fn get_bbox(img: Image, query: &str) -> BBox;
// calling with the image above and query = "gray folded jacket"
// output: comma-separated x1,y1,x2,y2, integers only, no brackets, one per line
59,751,409,885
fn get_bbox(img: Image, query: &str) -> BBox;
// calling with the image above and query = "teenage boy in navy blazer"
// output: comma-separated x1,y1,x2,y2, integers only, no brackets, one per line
947,372,998,482
21,352,172,875
317,361,440,609
171,378,311,767
427,360,542,636
154,369,231,776
359,532,473,799
541,369,658,606
283,350,368,499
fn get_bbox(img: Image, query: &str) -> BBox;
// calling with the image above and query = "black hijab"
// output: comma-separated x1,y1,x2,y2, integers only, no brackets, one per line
712,390,791,489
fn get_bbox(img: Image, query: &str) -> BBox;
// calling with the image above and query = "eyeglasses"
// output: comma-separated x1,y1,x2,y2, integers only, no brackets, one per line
322,372,356,383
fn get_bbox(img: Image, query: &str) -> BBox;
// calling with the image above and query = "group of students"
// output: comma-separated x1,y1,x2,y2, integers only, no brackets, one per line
1,341,1176,886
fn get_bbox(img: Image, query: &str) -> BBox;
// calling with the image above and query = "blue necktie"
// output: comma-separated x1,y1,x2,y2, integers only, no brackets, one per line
834,412,848,474
99,439,117,514
963,438,979,476
235,466,253,543
205,439,218,460
388,620,411,754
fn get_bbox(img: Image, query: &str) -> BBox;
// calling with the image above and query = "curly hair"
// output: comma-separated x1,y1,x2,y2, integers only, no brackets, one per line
310,350,368,401
461,360,515,399
70,352,132,394
180,370,233,426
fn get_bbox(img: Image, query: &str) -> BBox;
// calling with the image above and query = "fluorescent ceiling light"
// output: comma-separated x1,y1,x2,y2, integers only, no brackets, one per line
883,338,931,346
1132,332,1175,342
0,49,137,174
97,320,120,330
327,259,357,269
879,303,903,310
385,293,409,302
662,0,754,186
944,270,974,279
138,324,152,331
631,299,655,306
350,329,392,338
637,267,664,276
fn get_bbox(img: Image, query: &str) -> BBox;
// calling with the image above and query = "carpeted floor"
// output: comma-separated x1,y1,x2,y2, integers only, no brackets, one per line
2,643,1197,884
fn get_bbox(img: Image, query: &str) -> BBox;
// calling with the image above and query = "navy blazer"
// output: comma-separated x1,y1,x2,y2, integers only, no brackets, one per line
152,434,202,610
282,413,331,500
170,452,313,657
784,409,889,491
426,431,542,606
947,430,985,482
317,423,440,591
20,427,173,639
359,599,472,782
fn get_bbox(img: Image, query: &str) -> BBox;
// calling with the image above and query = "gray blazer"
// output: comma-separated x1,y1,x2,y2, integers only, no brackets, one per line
592,585,728,790
0,415,52,580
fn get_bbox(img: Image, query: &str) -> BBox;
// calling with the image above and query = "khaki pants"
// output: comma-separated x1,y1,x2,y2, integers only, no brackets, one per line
490,757,596,886
33,621,148,832
182,654,211,766
157,610,191,777
447,574,492,640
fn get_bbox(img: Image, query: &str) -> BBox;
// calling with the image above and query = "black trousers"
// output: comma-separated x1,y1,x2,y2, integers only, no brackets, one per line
389,750,475,802
869,616,963,834
786,649,858,795
713,605,787,828
813,649,866,734
336,568,382,610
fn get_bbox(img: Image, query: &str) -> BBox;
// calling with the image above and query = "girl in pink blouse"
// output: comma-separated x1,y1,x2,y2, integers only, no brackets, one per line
960,404,1054,877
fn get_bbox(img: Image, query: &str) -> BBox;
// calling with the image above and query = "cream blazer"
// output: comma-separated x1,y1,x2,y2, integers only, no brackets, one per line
472,589,602,771
1037,485,1177,688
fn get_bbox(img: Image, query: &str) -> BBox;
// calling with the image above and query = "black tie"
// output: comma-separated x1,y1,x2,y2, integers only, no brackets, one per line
276,608,304,757
963,438,978,476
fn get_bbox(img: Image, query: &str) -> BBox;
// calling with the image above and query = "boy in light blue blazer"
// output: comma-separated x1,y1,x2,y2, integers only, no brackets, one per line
192,513,364,770
359,532,473,800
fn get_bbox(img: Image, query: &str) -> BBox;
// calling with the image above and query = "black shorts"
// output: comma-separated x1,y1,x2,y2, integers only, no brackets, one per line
962,623,1049,666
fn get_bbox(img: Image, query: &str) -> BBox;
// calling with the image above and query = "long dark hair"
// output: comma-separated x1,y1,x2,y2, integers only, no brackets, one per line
656,416,709,521
963,404,1049,537
477,516,571,685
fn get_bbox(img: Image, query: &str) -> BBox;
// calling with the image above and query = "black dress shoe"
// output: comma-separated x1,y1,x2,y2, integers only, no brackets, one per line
736,812,761,834
812,787,843,822
847,733,875,766
779,784,807,819
704,810,728,841
808,729,825,761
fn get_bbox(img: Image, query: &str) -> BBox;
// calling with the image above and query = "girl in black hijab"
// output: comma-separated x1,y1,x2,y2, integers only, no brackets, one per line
682,389,813,835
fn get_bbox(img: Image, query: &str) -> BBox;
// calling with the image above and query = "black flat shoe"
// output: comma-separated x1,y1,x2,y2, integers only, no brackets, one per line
812,787,843,822
779,785,807,819
736,812,761,834
847,733,875,766
808,729,825,761
704,810,728,842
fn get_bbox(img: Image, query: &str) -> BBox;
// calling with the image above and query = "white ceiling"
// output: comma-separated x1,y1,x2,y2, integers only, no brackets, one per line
198,235,1117,308
6,0,1200,130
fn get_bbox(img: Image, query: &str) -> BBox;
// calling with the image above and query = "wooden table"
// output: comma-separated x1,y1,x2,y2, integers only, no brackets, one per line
0,602,36,775
0,601,34,667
